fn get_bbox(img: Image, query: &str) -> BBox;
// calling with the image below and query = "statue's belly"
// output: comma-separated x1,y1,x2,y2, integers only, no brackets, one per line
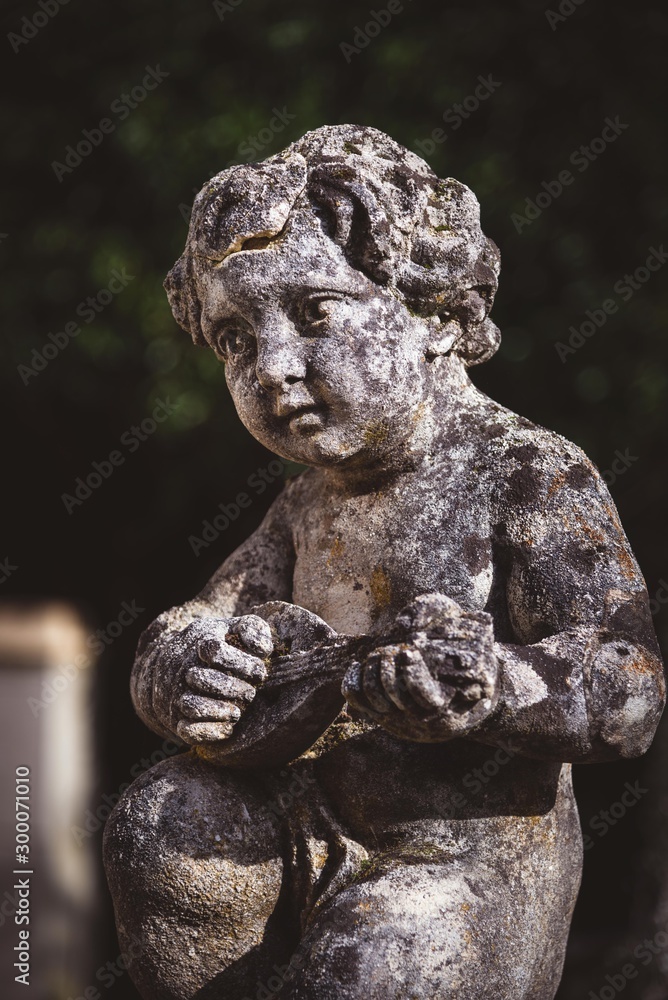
307,719,580,854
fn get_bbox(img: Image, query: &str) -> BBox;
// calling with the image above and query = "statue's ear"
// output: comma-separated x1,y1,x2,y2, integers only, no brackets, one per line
425,291,501,368
164,254,206,346
424,318,462,361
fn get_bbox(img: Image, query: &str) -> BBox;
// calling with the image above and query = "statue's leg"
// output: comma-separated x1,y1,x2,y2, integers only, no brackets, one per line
103,751,296,1000
280,842,581,1000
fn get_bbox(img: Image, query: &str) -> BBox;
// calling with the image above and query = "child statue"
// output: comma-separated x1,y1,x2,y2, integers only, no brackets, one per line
104,125,665,1000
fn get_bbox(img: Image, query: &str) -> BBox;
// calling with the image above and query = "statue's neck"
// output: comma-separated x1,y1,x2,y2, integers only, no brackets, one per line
321,362,480,493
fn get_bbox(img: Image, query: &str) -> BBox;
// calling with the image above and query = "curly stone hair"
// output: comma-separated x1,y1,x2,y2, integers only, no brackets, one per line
165,124,501,366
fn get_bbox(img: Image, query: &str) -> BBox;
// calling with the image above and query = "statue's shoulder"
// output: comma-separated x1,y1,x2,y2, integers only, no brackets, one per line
467,400,601,516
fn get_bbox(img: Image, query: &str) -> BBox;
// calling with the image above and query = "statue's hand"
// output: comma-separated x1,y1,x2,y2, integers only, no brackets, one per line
168,601,341,764
342,594,499,742
173,615,274,744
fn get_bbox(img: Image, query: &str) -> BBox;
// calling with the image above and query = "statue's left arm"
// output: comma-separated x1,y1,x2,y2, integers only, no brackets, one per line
471,454,665,761
344,452,665,762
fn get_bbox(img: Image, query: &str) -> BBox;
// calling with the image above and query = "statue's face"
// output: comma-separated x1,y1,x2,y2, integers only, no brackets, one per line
197,221,434,470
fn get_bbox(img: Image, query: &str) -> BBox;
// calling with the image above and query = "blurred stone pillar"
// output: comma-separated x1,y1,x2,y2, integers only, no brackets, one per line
626,714,668,1000
625,611,668,1000
0,602,98,999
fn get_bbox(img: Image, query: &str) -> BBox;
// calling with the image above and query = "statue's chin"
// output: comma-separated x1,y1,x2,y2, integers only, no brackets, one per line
246,422,368,469
277,436,362,468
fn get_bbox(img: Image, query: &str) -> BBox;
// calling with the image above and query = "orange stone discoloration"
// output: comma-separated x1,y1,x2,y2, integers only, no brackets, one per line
327,536,346,567
624,649,662,678
370,566,392,609
547,469,567,500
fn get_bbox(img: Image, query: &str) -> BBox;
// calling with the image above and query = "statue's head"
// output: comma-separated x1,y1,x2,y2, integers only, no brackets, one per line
165,124,501,470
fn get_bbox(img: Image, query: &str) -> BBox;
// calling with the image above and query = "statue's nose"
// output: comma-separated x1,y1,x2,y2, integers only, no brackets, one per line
255,322,306,391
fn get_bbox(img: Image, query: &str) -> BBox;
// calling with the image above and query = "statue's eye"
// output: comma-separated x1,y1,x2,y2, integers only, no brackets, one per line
216,322,254,359
301,295,341,334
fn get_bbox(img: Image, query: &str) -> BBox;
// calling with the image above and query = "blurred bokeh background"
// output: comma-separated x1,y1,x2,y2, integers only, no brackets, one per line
1,0,667,996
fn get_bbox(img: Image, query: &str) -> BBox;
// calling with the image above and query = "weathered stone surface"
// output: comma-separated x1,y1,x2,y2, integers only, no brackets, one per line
103,125,665,999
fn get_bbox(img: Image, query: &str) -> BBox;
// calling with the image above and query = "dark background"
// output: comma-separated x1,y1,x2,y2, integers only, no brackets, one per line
2,0,667,996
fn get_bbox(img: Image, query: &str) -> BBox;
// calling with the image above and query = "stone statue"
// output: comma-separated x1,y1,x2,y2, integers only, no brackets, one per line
103,125,665,1000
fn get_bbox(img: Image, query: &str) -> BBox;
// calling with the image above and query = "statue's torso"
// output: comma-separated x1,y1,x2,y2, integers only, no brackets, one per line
285,442,576,848
290,456,498,636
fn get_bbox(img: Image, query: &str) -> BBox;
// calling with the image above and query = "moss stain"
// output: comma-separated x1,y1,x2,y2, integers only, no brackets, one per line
363,421,390,447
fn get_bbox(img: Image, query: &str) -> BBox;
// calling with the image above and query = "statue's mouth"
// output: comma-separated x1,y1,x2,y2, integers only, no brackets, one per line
275,394,325,429
275,392,316,415
287,406,326,433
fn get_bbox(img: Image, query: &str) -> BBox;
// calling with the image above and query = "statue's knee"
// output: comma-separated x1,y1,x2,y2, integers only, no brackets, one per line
285,865,528,1000
103,751,284,921
103,752,291,1000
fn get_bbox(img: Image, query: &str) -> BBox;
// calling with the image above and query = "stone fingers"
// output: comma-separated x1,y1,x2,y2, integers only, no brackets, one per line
176,681,252,745
342,661,376,718
197,638,268,683
185,665,257,702
343,647,446,718
378,645,419,712
178,692,242,723
393,648,446,712
227,614,274,657
176,720,236,743
342,650,402,719
362,652,393,714
375,645,445,713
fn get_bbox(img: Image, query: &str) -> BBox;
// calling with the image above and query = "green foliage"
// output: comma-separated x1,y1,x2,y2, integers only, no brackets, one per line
2,0,666,624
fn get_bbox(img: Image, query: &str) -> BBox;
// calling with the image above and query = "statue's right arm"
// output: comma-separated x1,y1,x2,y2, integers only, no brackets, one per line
130,485,297,743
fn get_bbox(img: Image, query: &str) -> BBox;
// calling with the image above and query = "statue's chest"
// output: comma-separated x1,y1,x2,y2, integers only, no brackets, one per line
290,480,493,634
